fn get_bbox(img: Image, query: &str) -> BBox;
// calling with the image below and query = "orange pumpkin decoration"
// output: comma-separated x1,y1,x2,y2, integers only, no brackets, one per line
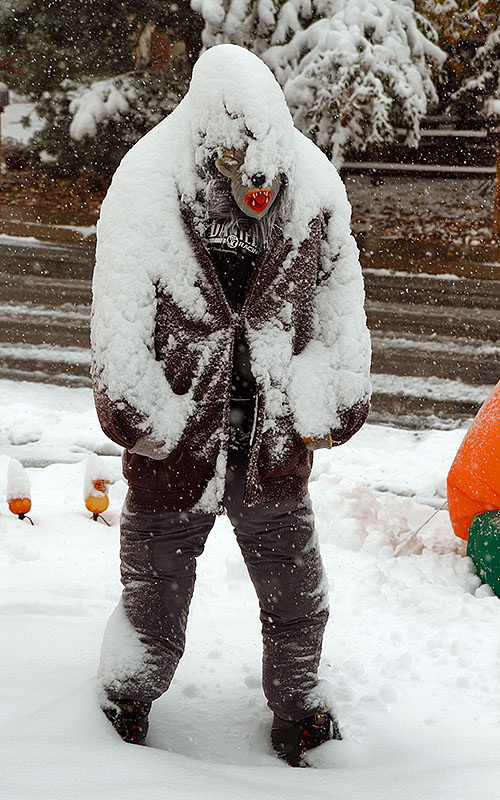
85,477,110,520
447,380,500,541
7,459,33,523
8,496,32,518
85,481,110,516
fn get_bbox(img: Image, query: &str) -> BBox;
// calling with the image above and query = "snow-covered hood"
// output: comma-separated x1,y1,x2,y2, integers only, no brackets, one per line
185,44,295,188
97,43,351,261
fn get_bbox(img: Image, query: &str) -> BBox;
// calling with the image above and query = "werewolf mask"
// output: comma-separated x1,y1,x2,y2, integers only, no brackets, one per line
214,149,281,220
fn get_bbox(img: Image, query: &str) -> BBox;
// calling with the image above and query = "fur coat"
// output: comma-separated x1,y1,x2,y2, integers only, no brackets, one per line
91,44,371,513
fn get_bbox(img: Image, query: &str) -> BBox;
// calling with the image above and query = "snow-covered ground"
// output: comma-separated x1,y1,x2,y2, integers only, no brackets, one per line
346,172,496,246
2,378,500,799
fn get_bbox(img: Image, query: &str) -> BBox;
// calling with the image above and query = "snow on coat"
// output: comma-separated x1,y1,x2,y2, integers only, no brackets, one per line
91,44,371,513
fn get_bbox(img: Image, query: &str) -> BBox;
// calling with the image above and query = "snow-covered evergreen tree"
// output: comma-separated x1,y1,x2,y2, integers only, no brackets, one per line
267,0,446,164
29,69,187,177
191,0,315,53
193,0,445,164
0,0,203,174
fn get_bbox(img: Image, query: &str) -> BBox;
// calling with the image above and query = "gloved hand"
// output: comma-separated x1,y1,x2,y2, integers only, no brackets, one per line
302,400,370,451
128,435,170,460
330,399,370,445
302,434,333,451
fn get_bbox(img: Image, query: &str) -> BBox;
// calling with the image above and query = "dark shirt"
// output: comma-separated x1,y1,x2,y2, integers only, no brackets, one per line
211,243,255,315
205,220,259,440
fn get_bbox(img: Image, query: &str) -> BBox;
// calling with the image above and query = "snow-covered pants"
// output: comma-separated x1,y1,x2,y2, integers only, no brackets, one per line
99,449,329,721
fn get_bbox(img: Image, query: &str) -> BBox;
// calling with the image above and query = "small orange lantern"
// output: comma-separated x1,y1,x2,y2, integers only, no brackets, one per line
8,496,32,517
85,479,110,519
7,459,34,524
84,455,111,522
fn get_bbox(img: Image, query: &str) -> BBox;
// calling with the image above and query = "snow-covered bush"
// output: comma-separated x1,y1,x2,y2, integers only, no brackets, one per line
267,0,446,164
29,67,189,176
0,0,203,175
68,78,133,142
193,0,446,165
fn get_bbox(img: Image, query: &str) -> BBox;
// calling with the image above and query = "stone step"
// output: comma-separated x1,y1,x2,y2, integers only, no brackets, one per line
366,299,500,340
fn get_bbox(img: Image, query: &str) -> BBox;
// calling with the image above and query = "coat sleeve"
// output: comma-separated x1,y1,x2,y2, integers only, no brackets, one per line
90,203,196,453
91,258,194,453
90,260,166,451
92,386,144,451
287,212,371,440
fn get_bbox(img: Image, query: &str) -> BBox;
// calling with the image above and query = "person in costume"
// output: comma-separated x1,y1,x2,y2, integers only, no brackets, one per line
91,44,371,766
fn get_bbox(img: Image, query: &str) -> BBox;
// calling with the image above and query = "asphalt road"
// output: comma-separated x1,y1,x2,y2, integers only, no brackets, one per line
1,235,499,429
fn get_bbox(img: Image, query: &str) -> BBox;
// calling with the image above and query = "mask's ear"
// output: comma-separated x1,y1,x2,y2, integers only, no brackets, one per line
214,149,245,180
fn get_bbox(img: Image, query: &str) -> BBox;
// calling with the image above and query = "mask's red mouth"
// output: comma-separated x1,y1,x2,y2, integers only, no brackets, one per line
245,189,272,213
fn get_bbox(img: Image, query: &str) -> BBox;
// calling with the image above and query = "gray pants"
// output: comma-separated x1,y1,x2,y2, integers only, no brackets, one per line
100,449,329,721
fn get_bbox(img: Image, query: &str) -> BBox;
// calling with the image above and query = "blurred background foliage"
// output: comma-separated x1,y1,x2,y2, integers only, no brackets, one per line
1,0,500,176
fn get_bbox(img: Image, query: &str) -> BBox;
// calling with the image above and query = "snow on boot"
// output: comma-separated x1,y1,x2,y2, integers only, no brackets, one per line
102,699,152,745
271,709,341,767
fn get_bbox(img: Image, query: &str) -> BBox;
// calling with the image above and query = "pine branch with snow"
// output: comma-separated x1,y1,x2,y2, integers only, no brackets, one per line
68,78,134,141
190,0,282,53
193,0,446,164
265,0,446,165
28,64,190,176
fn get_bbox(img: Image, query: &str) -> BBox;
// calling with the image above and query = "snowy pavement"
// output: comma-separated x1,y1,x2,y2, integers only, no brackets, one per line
2,379,500,799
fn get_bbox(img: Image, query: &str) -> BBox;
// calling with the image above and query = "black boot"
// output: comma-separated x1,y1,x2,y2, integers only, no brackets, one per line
271,709,341,767
102,699,152,744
